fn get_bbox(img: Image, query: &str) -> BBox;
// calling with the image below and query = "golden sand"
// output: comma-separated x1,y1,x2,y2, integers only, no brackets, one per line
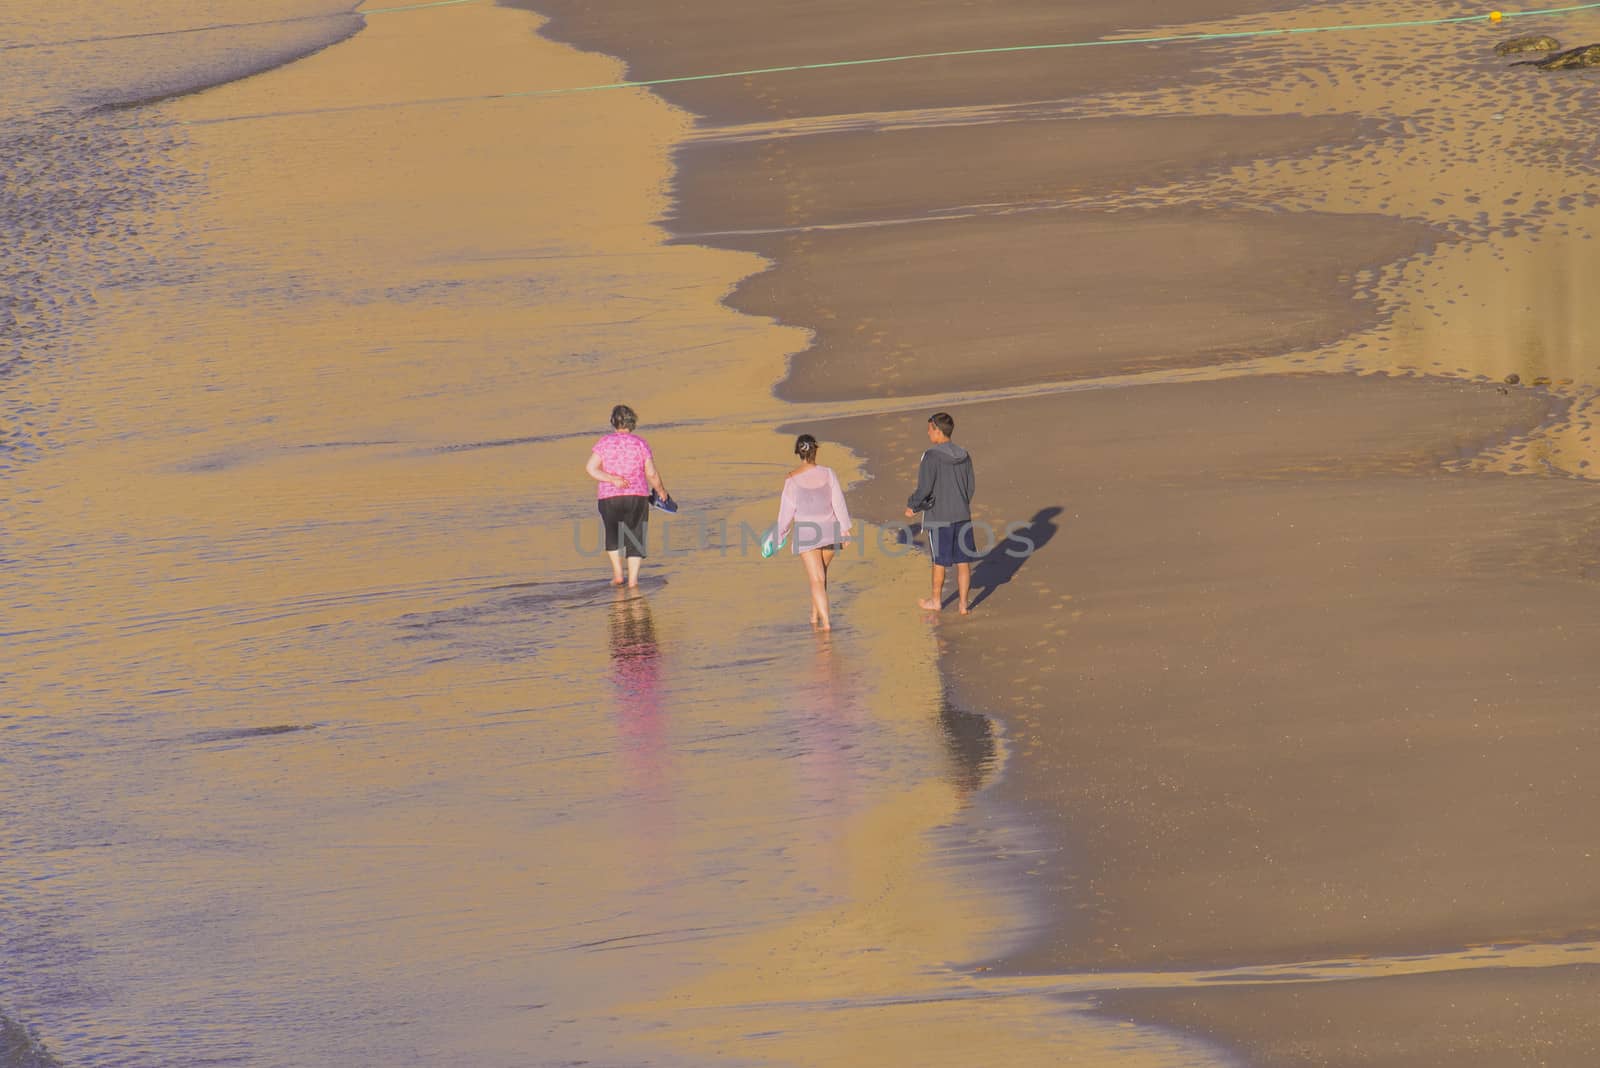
16,0,1600,1061
510,0,1600,1061
5,1,1228,1062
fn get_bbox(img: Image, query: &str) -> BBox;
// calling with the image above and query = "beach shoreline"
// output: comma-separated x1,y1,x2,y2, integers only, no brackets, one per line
8,2,1094,1064
11,0,1600,1061
509,0,1600,1061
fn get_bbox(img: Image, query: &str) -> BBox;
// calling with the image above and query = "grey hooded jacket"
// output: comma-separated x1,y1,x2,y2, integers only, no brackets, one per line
906,441,975,524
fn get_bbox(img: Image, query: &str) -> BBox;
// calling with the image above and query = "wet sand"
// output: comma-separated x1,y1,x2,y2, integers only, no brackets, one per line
673,114,1418,402
1097,965,1600,1065
8,3,1012,1064
671,114,1369,232
723,207,1439,400
519,0,1600,1061
812,373,1600,972
13,0,1600,1062
7,2,1229,1065
514,0,1328,123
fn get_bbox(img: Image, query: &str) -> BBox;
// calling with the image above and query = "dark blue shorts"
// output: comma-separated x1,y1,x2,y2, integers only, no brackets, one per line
929,520,980,567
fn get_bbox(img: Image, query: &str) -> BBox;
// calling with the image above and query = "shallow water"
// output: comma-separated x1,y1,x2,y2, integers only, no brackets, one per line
31,0,1583,1062
6,4,1210,1065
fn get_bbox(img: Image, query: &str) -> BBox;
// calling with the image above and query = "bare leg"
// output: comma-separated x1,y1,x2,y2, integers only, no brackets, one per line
955,562,972,614
606,549,625,586
626,555,643,588
801,549,830,629
919,564,946,611
819,547,837,626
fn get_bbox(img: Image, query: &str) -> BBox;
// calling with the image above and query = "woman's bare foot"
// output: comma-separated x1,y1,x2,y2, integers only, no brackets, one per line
610,576,626,586
958,603,970,615
818,617,831,631
917,597,941,612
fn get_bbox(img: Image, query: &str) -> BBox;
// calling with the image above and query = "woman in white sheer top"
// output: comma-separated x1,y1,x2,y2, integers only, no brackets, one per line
774,434,853,631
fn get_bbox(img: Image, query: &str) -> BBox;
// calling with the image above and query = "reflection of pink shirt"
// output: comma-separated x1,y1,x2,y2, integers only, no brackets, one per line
592,432,653,500
776,466,852,553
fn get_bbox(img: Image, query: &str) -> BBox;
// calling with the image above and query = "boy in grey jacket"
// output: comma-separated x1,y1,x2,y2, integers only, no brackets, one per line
903,411,977,614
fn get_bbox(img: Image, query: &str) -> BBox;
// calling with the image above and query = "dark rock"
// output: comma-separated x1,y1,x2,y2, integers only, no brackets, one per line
1504,373,1521,385
1516,42,1600,68
1495,34,1561,56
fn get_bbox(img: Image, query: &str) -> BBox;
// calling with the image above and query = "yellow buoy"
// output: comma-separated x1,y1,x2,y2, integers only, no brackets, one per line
1489,9,1503,20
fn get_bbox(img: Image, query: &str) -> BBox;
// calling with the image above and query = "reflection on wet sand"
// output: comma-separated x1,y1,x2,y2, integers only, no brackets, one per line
624,566,1229,1067
794,632,862,818
608,588,676,887
937,694,997,801
609,589,663,712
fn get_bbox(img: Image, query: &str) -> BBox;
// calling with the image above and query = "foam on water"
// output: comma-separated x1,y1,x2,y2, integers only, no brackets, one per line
0,1,360,482
0,2,359,117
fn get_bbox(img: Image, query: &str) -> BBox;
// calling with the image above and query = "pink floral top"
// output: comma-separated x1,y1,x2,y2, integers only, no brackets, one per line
776,465,852,553
592,431,653,500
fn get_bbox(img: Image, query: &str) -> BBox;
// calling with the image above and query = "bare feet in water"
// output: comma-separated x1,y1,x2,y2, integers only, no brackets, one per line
918,597,941,612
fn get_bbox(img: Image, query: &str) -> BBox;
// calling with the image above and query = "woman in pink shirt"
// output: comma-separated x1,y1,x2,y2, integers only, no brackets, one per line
585,404,670,587
775,434,853,630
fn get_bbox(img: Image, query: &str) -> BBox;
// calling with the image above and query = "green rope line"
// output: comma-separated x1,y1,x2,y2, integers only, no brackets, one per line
505,2,1600,100
362,0,480,15
168,0,1600,125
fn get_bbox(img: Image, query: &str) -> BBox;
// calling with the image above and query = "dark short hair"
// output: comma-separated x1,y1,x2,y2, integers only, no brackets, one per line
928,412,955,437
610,404,638,431
794,434,819,461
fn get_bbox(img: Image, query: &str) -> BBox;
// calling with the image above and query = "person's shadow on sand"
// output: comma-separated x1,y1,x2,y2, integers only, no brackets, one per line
964,506,1062,611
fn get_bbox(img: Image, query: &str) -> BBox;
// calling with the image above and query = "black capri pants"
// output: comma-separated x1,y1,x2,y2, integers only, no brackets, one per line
599,496,650,558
